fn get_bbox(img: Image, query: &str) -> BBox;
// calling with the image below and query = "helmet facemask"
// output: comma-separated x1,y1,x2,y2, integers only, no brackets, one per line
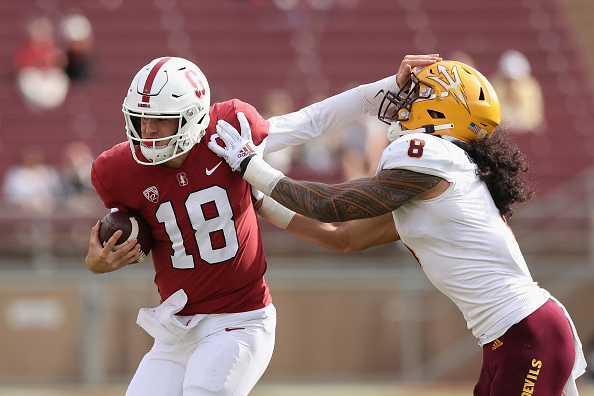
378,72,433,124
123,105,209,165
378,73,439,142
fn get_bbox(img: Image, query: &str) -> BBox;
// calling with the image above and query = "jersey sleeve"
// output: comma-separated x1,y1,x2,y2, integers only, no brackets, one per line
90,148,131,212
213,99,270,146
377,134,458,181
265,75,397,153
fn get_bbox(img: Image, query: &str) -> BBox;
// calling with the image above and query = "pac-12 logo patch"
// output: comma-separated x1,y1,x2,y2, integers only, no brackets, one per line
143,186,159,203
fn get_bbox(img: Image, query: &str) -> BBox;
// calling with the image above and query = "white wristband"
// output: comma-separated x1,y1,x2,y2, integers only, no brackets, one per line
243,156,285,196
257,196,295,229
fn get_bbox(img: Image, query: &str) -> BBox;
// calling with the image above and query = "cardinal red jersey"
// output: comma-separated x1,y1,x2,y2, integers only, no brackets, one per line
91,99,272,314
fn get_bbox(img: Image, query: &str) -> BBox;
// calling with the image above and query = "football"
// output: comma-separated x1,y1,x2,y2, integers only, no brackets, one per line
98,210,153,263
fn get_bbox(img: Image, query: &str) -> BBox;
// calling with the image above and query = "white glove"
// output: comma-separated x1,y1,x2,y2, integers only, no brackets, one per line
209,112,286,196
208,112,257,172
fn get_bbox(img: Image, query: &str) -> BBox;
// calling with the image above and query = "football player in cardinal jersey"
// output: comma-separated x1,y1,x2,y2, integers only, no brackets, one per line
209,59,587,396
85,55,442,396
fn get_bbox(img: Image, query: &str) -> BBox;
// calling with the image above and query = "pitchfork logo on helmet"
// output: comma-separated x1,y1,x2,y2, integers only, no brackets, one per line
378,60,500,143
123,56,211,165
427,64,469,113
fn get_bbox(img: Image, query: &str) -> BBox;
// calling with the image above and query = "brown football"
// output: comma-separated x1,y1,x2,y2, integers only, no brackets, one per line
98,210,153,263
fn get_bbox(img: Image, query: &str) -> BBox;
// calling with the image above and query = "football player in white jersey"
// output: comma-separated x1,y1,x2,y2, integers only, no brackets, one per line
210,59,586,395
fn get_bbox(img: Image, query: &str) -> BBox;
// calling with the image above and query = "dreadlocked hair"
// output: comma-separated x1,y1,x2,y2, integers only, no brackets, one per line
452,128,534,218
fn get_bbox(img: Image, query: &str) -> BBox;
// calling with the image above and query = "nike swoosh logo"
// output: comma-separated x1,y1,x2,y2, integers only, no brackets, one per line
225,327,245,332
206,161,222,176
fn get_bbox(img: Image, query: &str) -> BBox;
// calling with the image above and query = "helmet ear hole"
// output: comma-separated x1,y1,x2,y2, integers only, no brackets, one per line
428,110,445,119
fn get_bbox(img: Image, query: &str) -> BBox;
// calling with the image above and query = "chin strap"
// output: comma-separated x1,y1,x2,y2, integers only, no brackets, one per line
387,122,455,142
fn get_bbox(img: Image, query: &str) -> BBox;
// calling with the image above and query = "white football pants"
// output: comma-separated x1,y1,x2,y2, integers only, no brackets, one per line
126,304,276,396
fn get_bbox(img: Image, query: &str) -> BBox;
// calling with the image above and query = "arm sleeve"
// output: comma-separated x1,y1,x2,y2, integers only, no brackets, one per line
264,75,397,153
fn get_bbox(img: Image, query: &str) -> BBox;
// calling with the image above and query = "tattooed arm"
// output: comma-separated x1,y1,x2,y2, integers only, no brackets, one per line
270,169,442,223
255,194,399,251
210,110,444,222
284,212,399,252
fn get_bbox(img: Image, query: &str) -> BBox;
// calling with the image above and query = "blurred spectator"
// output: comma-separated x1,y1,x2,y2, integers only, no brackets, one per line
13,15,69,111
284,87,390,182
1,145,63,214
338,116,368,179
587,336,594,380
261,89,297,173
291,129,340,180
60,141,100,213
273,0,311,30
338,114,389,180
490,50,545,133
362,116,390,176
336,82,390,180
448,50,477,68
261,89,295,119
60,13,95,82
287,94,342,182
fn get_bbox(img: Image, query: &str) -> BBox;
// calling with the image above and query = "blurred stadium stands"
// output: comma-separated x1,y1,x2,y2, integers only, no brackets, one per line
0,0,592,391
1,0,593,191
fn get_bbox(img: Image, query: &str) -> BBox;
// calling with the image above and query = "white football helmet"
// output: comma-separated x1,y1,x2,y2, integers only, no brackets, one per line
123,56,211,165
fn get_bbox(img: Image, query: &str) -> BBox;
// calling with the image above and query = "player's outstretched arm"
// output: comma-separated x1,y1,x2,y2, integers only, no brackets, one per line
209,112,441,223
263,54,441,154
270,170,440,222
286,212,399,252
86,221,142,274
255,194,399,252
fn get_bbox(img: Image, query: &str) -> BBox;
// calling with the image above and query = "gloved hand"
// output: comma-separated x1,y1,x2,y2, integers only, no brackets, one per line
208,112,258,172
209,112,286,197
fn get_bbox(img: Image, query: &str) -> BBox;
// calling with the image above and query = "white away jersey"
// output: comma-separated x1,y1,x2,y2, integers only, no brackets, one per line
378,133,550,345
